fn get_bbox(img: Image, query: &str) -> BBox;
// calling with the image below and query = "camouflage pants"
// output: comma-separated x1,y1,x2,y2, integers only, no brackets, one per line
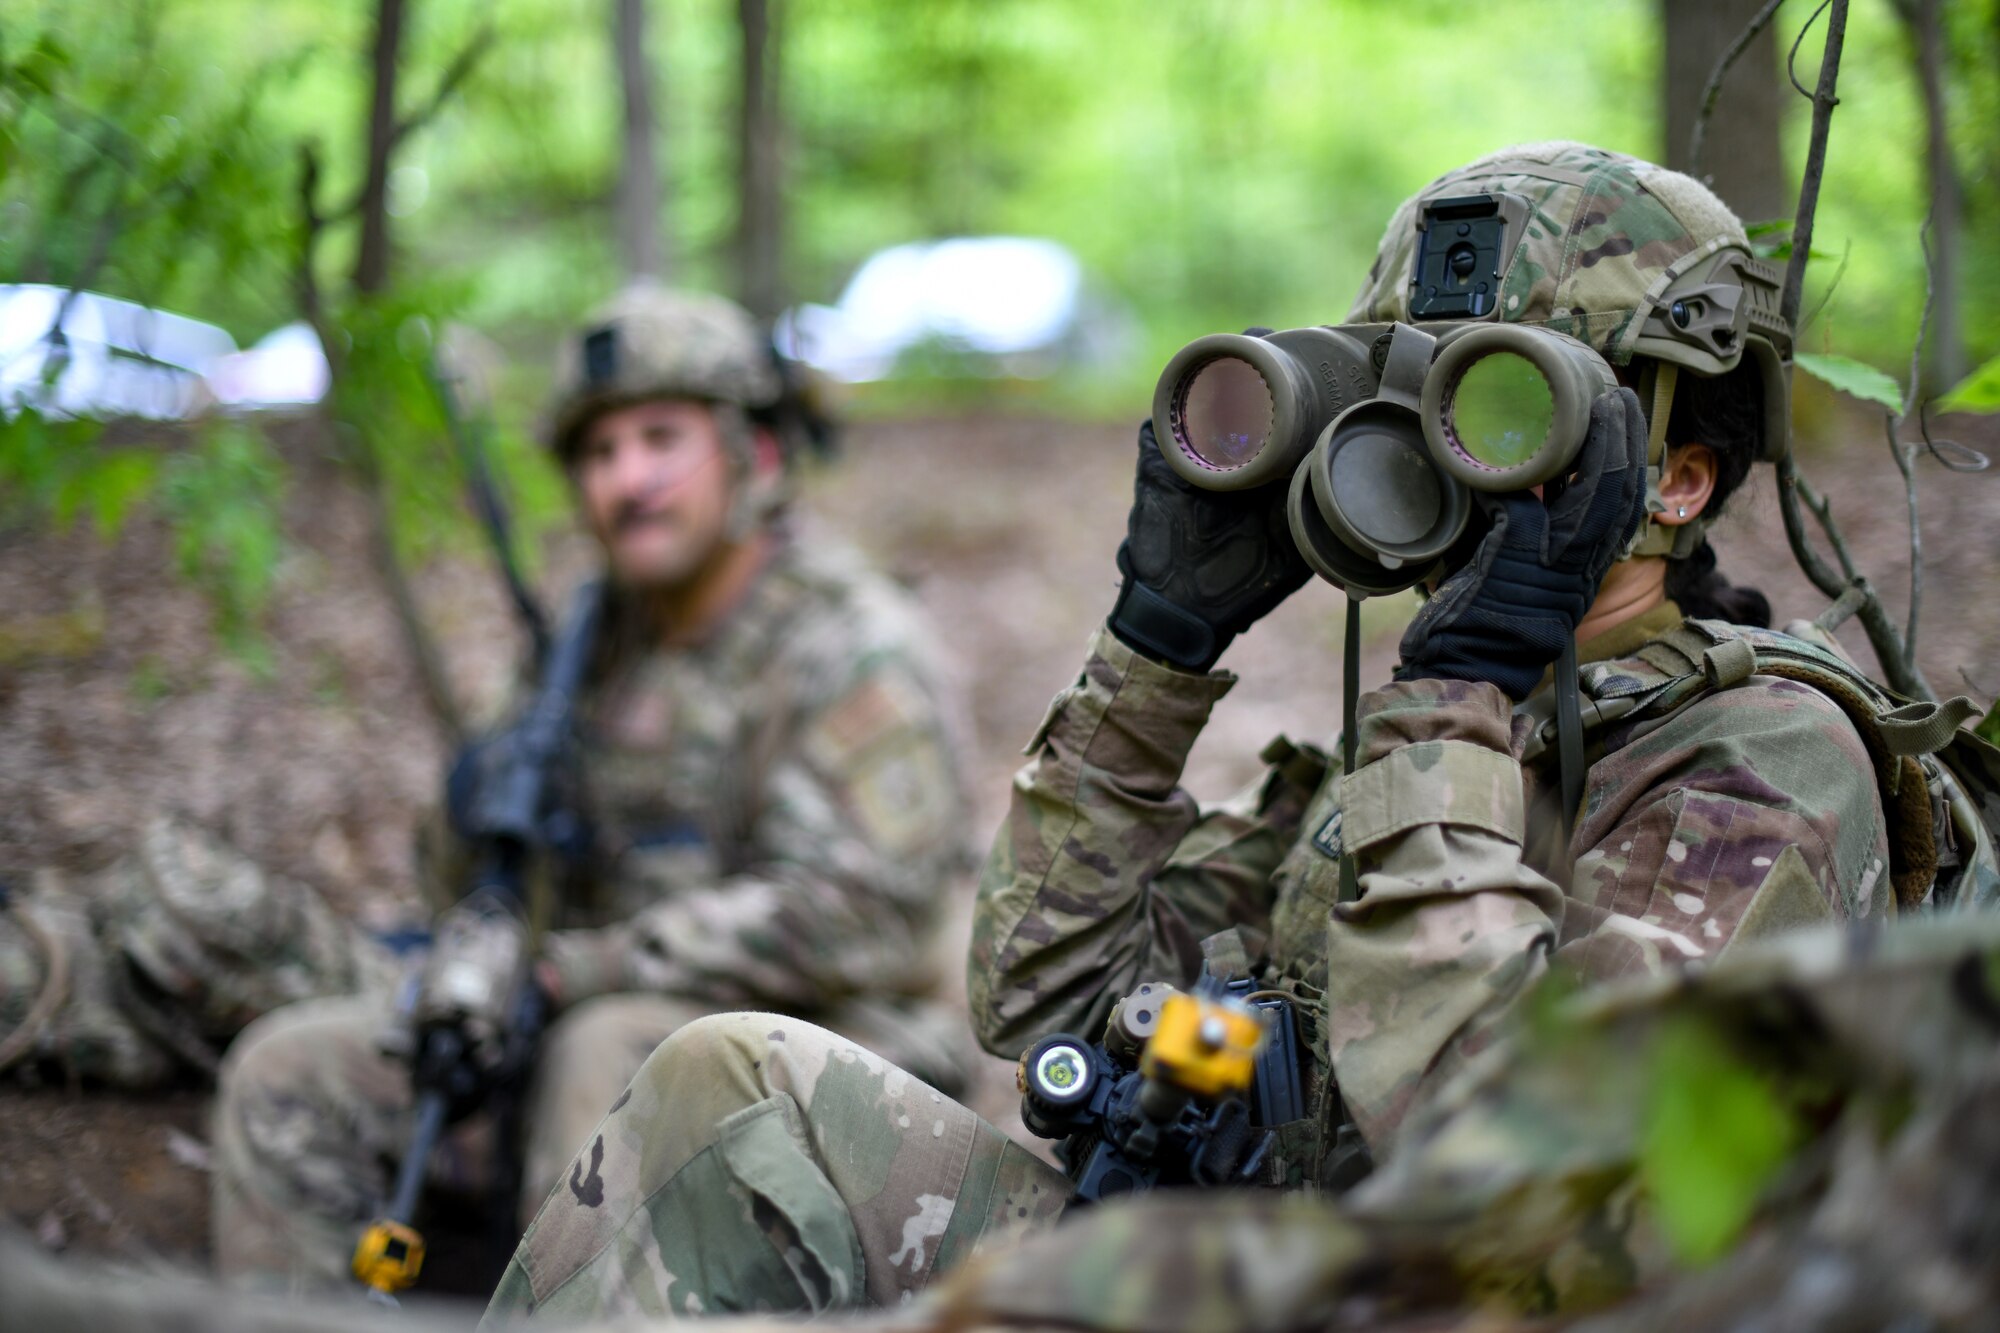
211,990,715,1294
485,1013,1070,1322
2,819,396,1086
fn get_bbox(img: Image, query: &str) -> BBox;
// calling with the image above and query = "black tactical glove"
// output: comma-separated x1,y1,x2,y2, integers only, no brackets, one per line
1396,387,1649,700
1108,419,1312,673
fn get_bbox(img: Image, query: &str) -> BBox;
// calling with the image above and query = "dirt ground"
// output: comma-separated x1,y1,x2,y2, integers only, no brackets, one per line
2,399,1997,1283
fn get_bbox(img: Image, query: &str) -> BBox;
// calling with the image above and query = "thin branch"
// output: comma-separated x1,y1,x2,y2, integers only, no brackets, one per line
1916,400,1990,473
295,142,328,350
1786,0,1834,100
1883,412,1921,663
1891,205,1940,667
1901,212,1936,422
355,437,469,745
1772,0,1852,608
1689,0,1789,180
1797,237,1850,333
1796,475,1862,581
1776,459,1846,593
1780,0,1846,332
1771,0,1932,699
388,24,495,155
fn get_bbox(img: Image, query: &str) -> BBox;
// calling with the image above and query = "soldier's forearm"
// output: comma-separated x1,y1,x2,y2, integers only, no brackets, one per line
1323,678,1564,1150
968,627,1243,1057
546,867,932,1011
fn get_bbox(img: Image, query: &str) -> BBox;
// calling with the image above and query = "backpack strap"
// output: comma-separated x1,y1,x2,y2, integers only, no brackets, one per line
1541,618,1969,910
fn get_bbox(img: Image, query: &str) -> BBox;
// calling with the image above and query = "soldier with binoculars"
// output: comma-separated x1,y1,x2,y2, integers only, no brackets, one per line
479,141,1996,1325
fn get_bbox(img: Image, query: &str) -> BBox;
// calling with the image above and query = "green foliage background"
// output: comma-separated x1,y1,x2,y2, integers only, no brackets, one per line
12,0,1999,382
4,0,1998,653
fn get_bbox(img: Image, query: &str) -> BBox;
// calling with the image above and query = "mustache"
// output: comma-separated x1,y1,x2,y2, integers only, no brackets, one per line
611,498,674,533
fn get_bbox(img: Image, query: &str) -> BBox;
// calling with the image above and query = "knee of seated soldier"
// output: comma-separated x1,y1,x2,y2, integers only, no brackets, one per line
627,1012,853,1122
219,996,372,1100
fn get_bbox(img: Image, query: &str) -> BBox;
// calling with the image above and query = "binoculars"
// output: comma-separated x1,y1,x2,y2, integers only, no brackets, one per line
1152,320,1619,596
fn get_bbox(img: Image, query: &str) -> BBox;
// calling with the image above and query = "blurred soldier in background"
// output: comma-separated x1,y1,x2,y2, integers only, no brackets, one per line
1,284,976,1293
479,144,2000,1325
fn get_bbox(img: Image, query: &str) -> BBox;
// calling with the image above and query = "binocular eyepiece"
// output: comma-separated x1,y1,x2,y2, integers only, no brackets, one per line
1152,320,1618,595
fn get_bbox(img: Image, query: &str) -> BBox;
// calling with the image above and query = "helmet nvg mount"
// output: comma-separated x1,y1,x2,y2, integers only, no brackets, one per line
546,283,782,464
1151,141,1793,596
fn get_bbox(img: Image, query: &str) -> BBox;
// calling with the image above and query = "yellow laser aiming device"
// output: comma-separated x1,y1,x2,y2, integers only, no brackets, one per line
352,1218,426,1295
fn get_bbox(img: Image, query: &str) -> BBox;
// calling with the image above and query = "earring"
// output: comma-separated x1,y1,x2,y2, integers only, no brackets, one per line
1676,506,1687,518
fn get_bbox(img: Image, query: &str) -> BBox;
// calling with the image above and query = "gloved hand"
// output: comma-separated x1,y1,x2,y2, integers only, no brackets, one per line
1396,387,1649,700
1108,419,1311,672
410,889,532,1076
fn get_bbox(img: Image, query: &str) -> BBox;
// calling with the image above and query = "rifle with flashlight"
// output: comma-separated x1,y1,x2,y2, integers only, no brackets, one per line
352,359,601,1301
1017,976,1304,1202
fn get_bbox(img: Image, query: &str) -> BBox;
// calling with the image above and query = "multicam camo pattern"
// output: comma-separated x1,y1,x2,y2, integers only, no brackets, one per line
539,537,968,1011
212,989,718,1292
0,818,393,1085
547,284,782,460
920,910,2000,1332
211,536,974,1290
973,601,1929,1169
1347,140,1754,369
484,1011,1068,1323
23,910,1993,1333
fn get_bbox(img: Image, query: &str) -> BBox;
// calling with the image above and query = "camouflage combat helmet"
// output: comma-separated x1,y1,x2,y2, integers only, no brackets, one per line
1350,142,1793,494
547,283,783,462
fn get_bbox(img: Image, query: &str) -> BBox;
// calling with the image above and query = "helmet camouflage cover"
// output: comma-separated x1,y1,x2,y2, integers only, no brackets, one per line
547,284,782,460
1349,140,1792,462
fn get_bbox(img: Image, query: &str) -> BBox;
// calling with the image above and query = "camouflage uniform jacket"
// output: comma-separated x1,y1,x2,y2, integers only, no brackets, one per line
518,536,968,1011
970,601,1965,1175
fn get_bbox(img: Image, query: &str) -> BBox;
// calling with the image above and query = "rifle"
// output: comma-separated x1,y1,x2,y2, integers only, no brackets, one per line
353,358,601,1299
353,579,601,1299
1016,974,1304,1202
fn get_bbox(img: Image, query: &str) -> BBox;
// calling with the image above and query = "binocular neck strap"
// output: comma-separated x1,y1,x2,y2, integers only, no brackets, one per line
1339,597,1361,904
1556,636,1586,835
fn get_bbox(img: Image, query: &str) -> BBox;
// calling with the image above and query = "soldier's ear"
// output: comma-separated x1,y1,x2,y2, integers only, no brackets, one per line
750,426,784,480
1657,443,1718,524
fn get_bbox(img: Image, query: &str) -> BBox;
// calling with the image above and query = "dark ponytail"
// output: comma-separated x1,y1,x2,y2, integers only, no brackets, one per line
1660,359,1771,628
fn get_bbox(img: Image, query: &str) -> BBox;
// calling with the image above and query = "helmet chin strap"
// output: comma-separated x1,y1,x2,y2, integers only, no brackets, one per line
716,404,789,540
1625,361,1707,561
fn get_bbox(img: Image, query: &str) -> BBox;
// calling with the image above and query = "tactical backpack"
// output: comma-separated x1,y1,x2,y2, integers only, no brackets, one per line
1520,617,2000,914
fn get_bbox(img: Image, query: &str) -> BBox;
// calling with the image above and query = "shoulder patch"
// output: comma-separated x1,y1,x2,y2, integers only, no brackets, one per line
806,673,922,772
1313,809,1344,860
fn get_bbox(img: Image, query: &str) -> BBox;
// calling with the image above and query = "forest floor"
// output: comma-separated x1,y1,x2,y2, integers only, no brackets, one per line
2,402,1997,1290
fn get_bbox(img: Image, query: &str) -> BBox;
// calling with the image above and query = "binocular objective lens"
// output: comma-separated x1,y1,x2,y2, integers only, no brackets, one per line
1445,353,1554,472
1177,357,1273,470
1033,1043,1091,1102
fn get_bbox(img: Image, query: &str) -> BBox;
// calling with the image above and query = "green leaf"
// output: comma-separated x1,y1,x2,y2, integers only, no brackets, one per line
1743,218,1793,238
1795,352,1904,413
1978,697,2000,749
85,451,158,537
1937,354,2000,415
1640,1017,1802,1264
13,33,72,96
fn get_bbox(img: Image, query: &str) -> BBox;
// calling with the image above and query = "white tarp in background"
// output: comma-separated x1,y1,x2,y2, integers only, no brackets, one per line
776,236,1132,383
0,285,330,419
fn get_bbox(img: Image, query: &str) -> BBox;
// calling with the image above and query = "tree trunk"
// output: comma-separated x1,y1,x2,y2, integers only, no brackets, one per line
735,0,784,320
1661,0,1789,225
354,0,408,295
613,0,668,281
1896,0,1965,389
